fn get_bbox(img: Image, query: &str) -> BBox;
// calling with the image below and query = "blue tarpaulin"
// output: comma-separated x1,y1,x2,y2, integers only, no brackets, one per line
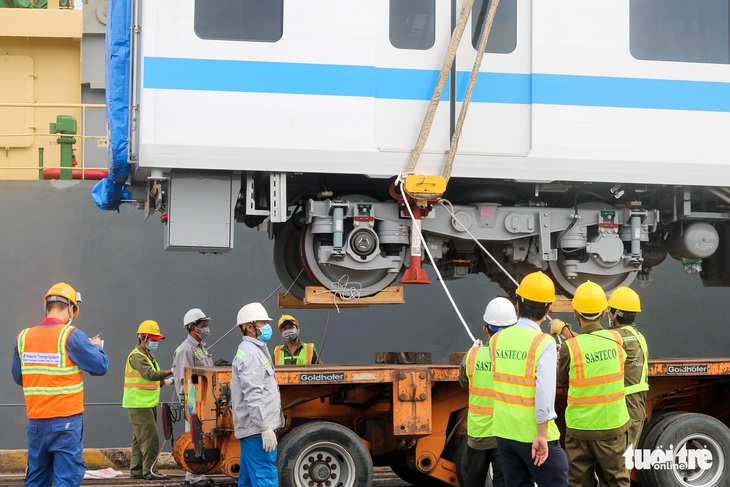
92,0,131,210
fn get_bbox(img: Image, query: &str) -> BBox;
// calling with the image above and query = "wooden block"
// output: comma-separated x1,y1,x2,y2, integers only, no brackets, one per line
551,295,574,313
277,286,405,309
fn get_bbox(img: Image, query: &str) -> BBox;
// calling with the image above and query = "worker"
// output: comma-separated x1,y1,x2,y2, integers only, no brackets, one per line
557,281,631,487
231,303,285,487
122,320,173,481
273,314,321,365
459,297,514,487
172,308,214,487
607,286,649,449
12,282,109,487
490,271,569,486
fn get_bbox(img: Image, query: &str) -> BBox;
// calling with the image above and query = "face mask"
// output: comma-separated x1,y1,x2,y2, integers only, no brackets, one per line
281,329,299,342
147,341,159,351
257,324,273,342
198,327,211,340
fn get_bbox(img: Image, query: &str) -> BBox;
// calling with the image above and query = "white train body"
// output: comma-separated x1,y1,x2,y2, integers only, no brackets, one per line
126,0,730,297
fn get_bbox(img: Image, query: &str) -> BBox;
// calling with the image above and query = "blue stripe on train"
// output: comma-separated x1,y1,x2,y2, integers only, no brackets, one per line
144,57,730,112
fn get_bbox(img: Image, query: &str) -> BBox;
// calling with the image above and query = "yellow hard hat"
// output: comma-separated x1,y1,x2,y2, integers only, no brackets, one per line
44,282,81,318
137,320,165,339
607,286,641,312
278,314,300,331
516,271,556,304
571,281,607,315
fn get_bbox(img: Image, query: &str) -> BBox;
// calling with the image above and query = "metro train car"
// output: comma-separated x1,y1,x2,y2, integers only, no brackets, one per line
101,0,730,298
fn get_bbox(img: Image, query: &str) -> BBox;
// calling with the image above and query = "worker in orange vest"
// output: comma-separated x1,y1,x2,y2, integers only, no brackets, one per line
12,282,109,487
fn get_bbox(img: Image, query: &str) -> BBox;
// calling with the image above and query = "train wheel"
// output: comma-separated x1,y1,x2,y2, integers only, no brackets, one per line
272,213,317,299
548,259,637,297
638,413,730,487
277,421,373,487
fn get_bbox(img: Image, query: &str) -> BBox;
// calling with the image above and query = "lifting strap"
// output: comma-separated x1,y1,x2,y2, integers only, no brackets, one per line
405,0,502,186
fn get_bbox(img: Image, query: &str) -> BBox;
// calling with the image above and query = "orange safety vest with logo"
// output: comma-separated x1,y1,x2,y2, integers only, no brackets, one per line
490,326,561,443
122,349,161,408
274,342,315,365
465,346,495,438
565,329,629,431
17,324,84,419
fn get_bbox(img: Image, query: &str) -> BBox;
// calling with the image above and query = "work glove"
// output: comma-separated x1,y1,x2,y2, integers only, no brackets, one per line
164,376,175,386
472,339,483,348
262,427,278,452
550,319,567,335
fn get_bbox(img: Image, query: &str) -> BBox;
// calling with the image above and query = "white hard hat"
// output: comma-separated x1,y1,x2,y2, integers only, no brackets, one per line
183,308,210,328
237,303,272,326
483,297,517,327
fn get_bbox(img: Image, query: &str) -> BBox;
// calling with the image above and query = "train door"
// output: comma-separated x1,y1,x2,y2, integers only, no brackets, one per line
374,0,530,175
374,0,452,165
455,0,531,160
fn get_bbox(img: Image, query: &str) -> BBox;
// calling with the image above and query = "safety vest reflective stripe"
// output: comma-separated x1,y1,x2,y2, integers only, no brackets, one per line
524,333,544,377
567,390,626,405
565,329,629,430
123,381,159,390
122,349,160,408
22,383,85,396
622,326,650,394
492,372,536,386
469,404,494,415
568,370,625,387
490,326,561,442
465,346,495,437
20,365,80,375
274,343,315,365
17,324,84,419
492,391,536,407
236,349,246,360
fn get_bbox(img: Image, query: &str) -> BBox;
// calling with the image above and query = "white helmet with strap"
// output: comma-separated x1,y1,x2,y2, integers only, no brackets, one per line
183,308,210,328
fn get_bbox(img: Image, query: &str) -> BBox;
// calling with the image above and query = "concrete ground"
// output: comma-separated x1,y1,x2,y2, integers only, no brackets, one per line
0,448,410,486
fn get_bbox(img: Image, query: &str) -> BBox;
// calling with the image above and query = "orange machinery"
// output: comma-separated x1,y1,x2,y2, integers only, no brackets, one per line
172,356,730,487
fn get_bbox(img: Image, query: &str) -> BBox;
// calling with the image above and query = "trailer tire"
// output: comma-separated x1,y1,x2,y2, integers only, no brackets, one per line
638,413,730,487
637,412,692,487
277,421,373,487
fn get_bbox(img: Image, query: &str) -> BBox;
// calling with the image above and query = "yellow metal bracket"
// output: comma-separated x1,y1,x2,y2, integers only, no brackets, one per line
403,174,447,203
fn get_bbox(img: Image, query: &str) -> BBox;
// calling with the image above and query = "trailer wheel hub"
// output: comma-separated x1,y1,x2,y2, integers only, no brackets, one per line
305,454,335,484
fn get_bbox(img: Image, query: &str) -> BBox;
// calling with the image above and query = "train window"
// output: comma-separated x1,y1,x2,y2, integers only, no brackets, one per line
390,0,436,50
471,0,517,54
630,0,729,64
194,0,283,42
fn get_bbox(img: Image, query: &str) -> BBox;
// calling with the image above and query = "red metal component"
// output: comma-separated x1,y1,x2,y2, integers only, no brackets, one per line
42,168,108,180
160,213,169,223
401,204,431,285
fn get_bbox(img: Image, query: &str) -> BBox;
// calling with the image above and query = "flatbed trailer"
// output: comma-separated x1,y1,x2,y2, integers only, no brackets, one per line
174,357,730,487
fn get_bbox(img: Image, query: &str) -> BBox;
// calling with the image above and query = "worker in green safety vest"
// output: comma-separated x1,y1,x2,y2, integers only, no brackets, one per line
122,320,173,481
490,271,569,486
459,297,515,487
607,286,649,450
557,281,631,487
274,314,321,365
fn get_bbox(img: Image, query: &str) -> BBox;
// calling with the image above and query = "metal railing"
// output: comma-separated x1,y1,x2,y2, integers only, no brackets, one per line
0,102,109,179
